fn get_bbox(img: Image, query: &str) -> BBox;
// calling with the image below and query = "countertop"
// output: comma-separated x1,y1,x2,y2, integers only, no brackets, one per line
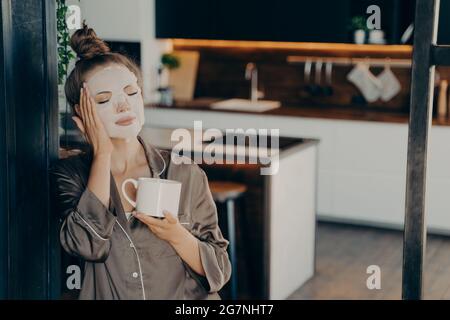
58,122,318,160
138,127,319,172
141,127,317,158
146,98,450,126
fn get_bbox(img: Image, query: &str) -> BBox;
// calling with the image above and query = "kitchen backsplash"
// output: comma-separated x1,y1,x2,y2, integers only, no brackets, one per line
172,41,450,113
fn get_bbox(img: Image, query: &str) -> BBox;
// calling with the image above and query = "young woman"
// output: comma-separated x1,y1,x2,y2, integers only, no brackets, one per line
50,24,231,300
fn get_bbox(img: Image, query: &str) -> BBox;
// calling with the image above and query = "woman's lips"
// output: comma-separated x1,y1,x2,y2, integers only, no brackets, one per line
115,116,136,126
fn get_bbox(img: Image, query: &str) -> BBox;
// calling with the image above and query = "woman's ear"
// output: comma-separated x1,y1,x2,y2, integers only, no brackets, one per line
74,104,81,118
72,115,85,134
72,104,85,134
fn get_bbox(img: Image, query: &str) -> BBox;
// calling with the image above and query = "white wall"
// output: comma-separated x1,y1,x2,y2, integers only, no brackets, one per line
67,0,172,103
75,0,142,41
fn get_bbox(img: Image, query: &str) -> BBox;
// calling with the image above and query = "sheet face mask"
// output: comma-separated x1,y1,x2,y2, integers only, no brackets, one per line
85,65,145,139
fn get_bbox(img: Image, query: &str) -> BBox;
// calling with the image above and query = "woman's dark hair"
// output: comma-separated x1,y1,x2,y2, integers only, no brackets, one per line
64,22,143,113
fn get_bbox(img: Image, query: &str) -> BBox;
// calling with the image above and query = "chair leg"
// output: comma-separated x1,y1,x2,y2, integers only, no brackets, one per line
226,199,237,299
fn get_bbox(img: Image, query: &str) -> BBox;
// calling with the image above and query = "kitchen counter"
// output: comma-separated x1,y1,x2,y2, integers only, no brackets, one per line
140,127,319,299
141,126,317,161
144,101,450,235
146,99,450,126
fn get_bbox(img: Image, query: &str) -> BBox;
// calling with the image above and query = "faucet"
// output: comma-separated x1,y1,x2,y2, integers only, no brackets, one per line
245,62,264,102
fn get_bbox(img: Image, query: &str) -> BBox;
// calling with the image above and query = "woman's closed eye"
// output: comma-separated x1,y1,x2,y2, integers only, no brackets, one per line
95,89,138,104
98,99,110,104
124,85,139,96
95,92,112,104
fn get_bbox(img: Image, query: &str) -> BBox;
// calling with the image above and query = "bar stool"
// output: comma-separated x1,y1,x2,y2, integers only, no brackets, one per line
208,181,247,300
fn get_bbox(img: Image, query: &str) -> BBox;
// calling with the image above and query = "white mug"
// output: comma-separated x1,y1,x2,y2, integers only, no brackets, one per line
121,177,182,218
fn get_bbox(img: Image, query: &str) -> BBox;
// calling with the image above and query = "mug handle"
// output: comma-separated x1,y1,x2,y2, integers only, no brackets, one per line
121,178,138,208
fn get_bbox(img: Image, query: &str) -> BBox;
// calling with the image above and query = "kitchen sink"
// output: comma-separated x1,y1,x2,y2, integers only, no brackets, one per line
210,98,281,113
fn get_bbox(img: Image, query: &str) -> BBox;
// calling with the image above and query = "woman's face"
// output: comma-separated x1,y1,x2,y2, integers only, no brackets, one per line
84,64,145,139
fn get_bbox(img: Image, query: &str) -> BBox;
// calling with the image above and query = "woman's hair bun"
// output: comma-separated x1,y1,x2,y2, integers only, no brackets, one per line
70,21,110,60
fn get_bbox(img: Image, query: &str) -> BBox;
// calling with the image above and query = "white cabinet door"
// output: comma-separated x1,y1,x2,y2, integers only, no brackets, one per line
426,177,450,232
329,121,408,226
333,121,408,176
331,172,406,226
426,126,450,233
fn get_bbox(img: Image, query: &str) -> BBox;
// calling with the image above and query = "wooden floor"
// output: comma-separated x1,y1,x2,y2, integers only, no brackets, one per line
288,222,450,300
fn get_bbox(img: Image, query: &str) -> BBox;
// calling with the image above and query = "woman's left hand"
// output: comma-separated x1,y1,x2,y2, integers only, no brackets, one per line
133,210,187,245
134,210,206,276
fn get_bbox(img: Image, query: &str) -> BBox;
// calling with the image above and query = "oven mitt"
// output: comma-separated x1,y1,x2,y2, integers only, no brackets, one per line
347,63,383,103
377,66,401,102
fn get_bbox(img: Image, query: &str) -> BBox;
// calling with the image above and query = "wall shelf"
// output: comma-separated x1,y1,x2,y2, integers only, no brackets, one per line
287,55,412,68
172,39,413,58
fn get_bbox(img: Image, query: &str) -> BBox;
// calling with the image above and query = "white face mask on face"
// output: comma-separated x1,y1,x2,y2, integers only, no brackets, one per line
85,65,145,139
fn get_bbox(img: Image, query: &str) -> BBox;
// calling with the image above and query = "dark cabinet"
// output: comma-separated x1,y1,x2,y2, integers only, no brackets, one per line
155,0,217,39
399,0,450,45
214,0,279,42
155,0,351,43
438,0,450,44
350,0,414,44
213,0,351,43
155,0,449,44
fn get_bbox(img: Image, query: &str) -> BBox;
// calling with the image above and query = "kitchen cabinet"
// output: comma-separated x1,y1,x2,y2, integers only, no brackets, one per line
391,0,450,45
213,0,351,43
155,0,217,39
139,127,318,299
350,0,413,44
156,0,350,43
145,106,450,235
269,143,317,299
155,0,423,44
438,0,450,44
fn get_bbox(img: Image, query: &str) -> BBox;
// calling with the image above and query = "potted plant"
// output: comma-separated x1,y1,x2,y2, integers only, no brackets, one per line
157,53,181,106
57,0,78,146
349,16,367,44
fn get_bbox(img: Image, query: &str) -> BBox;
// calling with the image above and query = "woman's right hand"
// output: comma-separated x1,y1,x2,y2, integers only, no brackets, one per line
72,83,113,156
